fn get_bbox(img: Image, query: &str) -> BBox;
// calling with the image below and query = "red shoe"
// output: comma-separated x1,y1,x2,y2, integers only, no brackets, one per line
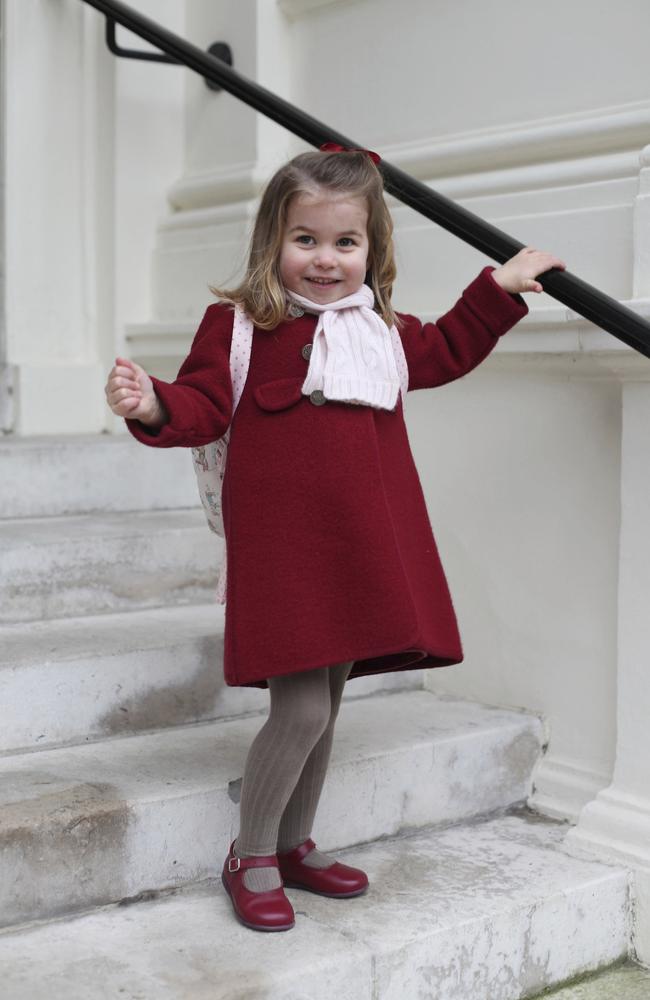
221,840,295,931
277,838,369,898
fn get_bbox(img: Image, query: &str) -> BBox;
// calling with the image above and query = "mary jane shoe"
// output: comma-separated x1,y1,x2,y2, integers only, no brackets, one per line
277,837,369,897
221,840,295,931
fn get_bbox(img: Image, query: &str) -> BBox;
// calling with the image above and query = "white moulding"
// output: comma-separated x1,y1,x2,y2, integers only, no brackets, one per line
163,97,650,213
277,0,362,21
531,753,613,824
125,299,650,383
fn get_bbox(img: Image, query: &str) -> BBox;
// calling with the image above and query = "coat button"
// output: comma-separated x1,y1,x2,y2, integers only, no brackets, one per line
309,389,326,406
301,343,313,361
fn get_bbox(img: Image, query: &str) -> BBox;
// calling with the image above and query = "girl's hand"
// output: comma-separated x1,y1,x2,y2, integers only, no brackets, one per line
491,246,567,294
105,356,166,426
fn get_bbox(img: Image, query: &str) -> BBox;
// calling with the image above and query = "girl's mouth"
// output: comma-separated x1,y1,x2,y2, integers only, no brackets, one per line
307,277,339,285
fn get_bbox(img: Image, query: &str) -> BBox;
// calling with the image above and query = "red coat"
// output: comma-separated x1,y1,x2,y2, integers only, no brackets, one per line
126,266,527,689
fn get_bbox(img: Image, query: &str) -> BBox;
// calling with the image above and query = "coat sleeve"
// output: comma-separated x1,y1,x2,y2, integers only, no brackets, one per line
124,302,235,448
397,265,528,392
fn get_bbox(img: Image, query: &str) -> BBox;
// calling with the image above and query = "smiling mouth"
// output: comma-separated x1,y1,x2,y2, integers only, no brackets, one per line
307,277,339,285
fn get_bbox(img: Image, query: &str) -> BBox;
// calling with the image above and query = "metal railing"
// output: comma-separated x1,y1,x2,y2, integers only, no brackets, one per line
81,0,650,359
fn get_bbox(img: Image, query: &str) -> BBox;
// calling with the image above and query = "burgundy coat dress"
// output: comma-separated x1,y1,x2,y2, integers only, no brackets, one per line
126,265,527,689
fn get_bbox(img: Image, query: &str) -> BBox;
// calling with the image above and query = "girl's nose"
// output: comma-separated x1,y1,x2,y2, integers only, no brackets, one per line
314,248,336,268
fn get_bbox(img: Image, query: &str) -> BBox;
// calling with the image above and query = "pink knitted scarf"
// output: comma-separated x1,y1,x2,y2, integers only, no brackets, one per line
286,284,402,411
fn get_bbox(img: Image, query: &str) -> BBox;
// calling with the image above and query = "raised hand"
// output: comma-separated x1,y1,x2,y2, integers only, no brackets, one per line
105,356,165,426
491,246,567,294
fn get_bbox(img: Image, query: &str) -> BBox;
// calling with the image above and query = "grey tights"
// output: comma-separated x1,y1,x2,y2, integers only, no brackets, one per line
233,660,354,892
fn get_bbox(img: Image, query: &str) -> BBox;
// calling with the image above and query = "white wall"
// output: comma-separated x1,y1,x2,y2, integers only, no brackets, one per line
0,0,5,361
2,0,111,433
111,0,185,428
0,0,185,434
289,0,650,144
0,0,8,431
407,370,620,807
149,0,297,325
114,1,185,329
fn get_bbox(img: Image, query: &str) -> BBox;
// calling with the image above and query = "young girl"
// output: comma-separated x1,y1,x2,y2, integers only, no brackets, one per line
105,146,566,934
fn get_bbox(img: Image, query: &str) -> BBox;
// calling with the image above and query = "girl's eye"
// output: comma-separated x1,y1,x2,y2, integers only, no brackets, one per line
293,234,357,247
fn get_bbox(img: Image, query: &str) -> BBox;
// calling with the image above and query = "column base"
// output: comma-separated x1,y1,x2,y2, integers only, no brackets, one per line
530,754,612,824
565,786,650,868
564,787,650,964
0,364,15,432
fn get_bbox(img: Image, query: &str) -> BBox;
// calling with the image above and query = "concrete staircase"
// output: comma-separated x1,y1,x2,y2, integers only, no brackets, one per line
0,434,634,998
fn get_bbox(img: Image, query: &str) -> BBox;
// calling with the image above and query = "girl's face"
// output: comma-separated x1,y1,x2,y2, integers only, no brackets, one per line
279,188,370,303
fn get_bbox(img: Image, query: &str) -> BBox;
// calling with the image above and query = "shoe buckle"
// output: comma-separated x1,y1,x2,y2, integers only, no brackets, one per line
228,856,241,873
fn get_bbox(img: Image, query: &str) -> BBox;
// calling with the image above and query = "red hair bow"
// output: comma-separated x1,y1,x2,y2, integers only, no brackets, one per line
319,142,381,165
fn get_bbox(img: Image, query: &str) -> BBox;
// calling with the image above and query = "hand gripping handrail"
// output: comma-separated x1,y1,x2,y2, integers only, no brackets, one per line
81,0,650,359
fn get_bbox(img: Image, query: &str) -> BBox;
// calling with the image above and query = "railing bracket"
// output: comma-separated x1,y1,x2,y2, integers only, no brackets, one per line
104,18,233,91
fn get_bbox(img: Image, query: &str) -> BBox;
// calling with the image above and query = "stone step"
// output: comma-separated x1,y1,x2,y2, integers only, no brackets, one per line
0,690,543,928
0,812,629,1000
0,433,198,519
0,604,422,754
0,509,220,623
529,961,650,999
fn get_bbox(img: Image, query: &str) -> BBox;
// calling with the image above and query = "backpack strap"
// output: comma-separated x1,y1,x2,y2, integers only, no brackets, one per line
211,305,253,605
390,324,409,399
229,303,254,415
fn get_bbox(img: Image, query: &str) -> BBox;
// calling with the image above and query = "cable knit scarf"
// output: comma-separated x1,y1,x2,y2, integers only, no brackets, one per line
286,284,402,411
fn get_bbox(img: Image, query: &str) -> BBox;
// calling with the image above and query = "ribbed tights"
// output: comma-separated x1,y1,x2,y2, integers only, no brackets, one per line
233,660,354,892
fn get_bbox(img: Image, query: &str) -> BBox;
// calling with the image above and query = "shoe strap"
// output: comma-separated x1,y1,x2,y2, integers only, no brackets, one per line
228,846,279,874
280,837,316,863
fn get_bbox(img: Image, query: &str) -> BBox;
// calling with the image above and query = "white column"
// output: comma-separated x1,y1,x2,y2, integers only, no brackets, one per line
565,377,650,964
633,145,650,298
3,0,115,434
0,0,7,430
150,0,296,324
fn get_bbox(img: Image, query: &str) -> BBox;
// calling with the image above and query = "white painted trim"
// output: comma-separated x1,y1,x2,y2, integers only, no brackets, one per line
159,150,639,218
387,151,637,204
383,99,650,184
0,364,14,433
277,0,361,21
166,161,259,213
530,754,612,824
564,786,650,868
482,349,650,381
162,99,650,212
125,296,650,380
124,321,196,360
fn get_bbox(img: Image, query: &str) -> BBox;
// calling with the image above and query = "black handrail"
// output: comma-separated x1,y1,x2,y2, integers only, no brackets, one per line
81,0,650,359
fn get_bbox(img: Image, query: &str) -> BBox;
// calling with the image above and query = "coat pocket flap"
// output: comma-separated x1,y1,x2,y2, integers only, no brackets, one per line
253,377,305,412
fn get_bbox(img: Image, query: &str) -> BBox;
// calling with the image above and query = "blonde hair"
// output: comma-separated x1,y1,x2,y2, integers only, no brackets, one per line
210,150,398,330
